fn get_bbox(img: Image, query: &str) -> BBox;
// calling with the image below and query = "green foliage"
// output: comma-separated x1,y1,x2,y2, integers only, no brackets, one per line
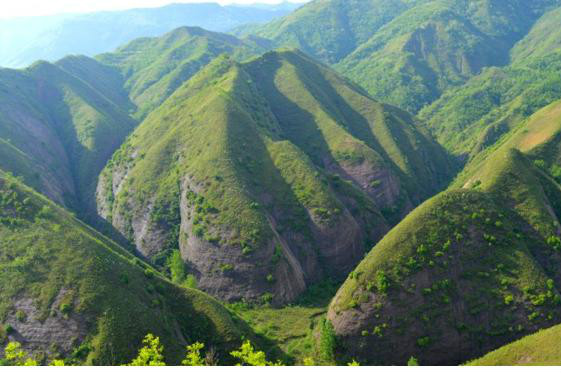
408,356,419,366
182,342,205,366
319,318,336,362
128,334,166,366
4,341,38,366
230,340,280,366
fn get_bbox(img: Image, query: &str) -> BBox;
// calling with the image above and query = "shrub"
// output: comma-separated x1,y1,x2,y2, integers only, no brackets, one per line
375,270,389,294
182,342,205,366
15,310,26,322
230,340,279,366
319,318,336,362
128,334,165,366
60,303,72,315
416,336,431,348
261,293,273,304
266,274,275,283
408,357,419,366
220,264,234,272
547,236,561,251
144,269,155,279
184,274,197,289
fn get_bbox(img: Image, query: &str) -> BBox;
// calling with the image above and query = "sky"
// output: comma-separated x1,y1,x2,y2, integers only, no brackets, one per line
0,0,308,19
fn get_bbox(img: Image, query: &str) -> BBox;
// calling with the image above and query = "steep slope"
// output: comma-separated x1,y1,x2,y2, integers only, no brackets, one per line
420,5,561,158
509,6,561,62
0,59,136,215
244,0,419,64
0,2,300,68
338,0,560,113
0,171,252,365
98,26,266,119
97,49,454,305
328,100,561,365
467,323,561,365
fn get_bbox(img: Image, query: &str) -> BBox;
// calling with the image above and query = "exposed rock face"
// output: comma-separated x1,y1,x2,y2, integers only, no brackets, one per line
97,50,454,305
5,292,88,357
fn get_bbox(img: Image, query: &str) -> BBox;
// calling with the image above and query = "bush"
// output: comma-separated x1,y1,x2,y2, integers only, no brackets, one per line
408,357,419,366
416,336,431,347
60,303,72,315
220,264,234,272
261,293,273,304
319,318,336,362
375,270,389,294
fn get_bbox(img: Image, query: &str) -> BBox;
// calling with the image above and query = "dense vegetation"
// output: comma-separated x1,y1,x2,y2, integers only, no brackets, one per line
0,171,253,365
4,0,561,366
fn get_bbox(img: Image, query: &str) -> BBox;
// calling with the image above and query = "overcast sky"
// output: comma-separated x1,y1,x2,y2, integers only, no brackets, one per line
0,0,309,19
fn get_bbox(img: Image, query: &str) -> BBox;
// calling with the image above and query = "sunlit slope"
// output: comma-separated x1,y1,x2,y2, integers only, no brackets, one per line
97,49,454,305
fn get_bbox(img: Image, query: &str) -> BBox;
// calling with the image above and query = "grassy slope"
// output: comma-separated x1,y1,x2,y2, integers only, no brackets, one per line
420,5,561,157
98,49,453,304
328,99,561,365
0,170,252,365
98,26,265,119
467,323,561,365
337,0,555,114
247,0,417,64
0,60,137,215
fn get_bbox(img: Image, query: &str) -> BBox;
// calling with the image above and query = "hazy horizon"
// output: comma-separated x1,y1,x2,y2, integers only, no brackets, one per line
0,0,310,20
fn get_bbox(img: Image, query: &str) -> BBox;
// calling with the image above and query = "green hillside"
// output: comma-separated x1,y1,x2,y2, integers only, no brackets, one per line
244,0,418,64
338,0,558,113
0,170,252,365
97,49,454,305
420,5,561,158
98,26,265,118
0,60,137,216
328,99,561,365
467,323,561,365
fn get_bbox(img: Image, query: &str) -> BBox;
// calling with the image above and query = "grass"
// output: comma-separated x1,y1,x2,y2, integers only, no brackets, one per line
467,323,561,365
0,171,253,365
98,48,454,304
228,280,340,365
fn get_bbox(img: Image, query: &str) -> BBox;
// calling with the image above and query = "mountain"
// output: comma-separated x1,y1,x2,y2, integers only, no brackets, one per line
0,170,252,364
96,49,454,306
0,26,268,223
97,26,265,119
0,2,301,69
0,58,137,217
420,4,561,159
467,323,561,365
327,99,561,365
237,0,417,64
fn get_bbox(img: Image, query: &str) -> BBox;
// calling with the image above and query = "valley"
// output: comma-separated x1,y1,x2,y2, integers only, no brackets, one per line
2,0,561,366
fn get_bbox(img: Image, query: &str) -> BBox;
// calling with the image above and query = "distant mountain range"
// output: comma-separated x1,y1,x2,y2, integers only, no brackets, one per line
0,2,304,68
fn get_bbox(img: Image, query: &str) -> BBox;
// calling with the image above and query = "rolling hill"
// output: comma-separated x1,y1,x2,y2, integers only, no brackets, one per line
96,49,454,305
327,98,561,365
0,170,253,365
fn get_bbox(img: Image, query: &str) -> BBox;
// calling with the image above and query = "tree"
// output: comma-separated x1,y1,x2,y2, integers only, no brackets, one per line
408,356,419,366
182,342,205,366
230,340,281,366
4,341,37,366
128,334,165,366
